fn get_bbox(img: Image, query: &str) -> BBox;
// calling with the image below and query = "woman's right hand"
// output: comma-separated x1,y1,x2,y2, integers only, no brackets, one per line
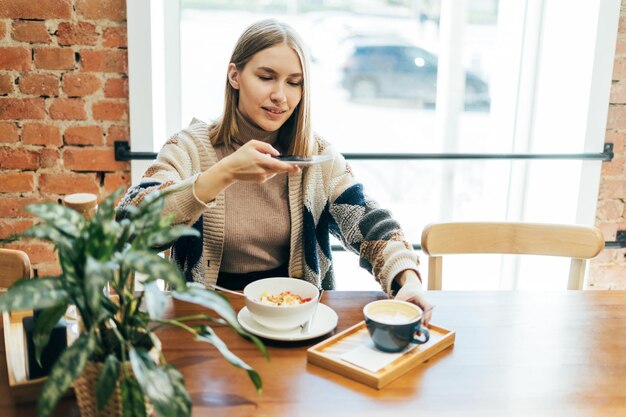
193,140,299,203
219,140,300,183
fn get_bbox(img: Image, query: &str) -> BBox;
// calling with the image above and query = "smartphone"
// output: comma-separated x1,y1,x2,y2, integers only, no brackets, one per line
272,155,333,166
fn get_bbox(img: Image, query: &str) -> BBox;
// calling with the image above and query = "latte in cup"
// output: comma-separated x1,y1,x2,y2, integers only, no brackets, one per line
370,312,415,325
363,300,430,352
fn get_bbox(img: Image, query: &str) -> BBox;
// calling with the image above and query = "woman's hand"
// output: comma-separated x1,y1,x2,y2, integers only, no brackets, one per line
393,270,433,326
220,140,300,183
194,140,299,203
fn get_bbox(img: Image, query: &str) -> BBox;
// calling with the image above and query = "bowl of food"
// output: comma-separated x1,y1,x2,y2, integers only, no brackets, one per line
243,278,319,331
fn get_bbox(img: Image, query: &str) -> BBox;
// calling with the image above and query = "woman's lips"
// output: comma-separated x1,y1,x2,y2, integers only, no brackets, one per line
262,107,286,120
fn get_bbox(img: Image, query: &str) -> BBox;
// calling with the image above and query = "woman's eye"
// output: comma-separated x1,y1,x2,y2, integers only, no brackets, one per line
258,76,272,81
288,81,303,87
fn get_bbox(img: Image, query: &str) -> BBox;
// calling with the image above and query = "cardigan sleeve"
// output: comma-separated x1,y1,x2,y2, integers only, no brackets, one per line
323,143,420,295
116,127,216,226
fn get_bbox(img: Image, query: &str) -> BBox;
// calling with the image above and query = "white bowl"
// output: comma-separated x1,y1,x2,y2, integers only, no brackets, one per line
243,278,319,331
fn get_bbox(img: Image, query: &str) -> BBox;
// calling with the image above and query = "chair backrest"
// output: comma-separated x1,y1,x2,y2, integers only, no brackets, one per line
0,248,33,289
420,222,605,290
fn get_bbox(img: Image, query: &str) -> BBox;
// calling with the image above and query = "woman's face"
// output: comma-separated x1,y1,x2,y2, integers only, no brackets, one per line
228,44,303,132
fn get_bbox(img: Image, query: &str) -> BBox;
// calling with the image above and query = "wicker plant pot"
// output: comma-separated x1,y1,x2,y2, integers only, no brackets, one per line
74,361,152,417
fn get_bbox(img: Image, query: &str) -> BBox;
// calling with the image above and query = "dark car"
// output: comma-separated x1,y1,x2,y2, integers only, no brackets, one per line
341,41,490,109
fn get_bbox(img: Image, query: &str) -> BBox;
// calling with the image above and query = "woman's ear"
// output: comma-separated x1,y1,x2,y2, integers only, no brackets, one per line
227,63,240,90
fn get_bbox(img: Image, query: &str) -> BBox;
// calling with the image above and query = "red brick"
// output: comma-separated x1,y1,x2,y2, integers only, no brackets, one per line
601,155,625,177
103,26,127,48
63,147,128,172
39,172,99,195
0,122,19,143
0,219,35,239
611,82,626,104
35,262,63,277
77,0,126,21
103,171,130,194
39,148,61,169
616,38,626,56
11,21,51,43
606,105,626,130
0,172,35,192
0,21,5,39
614,58,626,80
0,74,13,94
34,48,75,70
598,179,626,199
596,199,625,221
0,147,39,169
57,22,98,46
49,98,87,120
5,241,58,264
105,124,128,145
0,47,31,70
588,264,626,290
104,77,128,98
0,0,72,19
619,16,626,34
0,98,45,120
92,100,128,121
79,50,127,73
18,73,59,96
64,125,103,145
22,123,62,146
62,72,101,97
0,197,46,218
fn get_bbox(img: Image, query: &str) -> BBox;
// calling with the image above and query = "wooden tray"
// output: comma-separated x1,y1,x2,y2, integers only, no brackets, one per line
3,310,79,403
307,321,455,389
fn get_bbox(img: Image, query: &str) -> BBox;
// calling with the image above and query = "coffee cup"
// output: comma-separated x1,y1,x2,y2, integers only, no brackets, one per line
363,300,430,353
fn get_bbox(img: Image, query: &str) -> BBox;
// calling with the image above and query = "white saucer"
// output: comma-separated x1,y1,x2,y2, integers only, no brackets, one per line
237,303,338,342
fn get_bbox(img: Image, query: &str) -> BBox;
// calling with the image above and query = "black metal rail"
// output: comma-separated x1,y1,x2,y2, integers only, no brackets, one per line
114,141,614,162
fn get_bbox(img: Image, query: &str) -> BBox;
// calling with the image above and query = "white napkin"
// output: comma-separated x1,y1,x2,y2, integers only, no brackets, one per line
340,340,419,373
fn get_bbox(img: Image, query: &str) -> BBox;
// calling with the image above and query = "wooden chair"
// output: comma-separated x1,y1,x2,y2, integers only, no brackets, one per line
0,248,33,289
421,222,605,290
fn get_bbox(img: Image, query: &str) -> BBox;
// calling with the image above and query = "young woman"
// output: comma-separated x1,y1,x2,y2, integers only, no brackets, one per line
117,19,432,323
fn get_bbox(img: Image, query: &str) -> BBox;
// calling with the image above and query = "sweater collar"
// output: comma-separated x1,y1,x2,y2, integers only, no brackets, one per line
234,108,279,146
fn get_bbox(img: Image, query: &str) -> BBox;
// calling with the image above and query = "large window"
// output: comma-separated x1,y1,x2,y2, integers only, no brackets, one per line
127,0,618,290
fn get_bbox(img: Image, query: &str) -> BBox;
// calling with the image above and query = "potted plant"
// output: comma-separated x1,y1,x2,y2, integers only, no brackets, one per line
0,188,266,417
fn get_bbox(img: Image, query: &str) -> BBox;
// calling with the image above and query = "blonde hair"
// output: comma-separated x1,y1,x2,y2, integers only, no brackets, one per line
209,19,312,156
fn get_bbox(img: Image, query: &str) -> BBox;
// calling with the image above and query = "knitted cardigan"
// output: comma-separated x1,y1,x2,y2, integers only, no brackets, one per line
116,119,420,295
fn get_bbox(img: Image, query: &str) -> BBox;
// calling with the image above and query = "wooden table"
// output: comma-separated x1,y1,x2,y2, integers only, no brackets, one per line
3,290,626,417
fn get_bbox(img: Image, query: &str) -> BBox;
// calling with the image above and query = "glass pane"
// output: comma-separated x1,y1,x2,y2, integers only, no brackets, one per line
178,1,598,290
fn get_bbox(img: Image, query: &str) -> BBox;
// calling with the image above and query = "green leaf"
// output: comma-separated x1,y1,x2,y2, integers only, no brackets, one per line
130,348,177,417
162,364,191,417
120,376,147,417
25,202,85,238
95,187,125,225
84,257,114,315
96,354,121,411
0,278,69,312
172,284,239,328
33,304,68,366
144,281,167,320
195,325,263,394
37,331,96,417
145,225,200,248
123,251,186,290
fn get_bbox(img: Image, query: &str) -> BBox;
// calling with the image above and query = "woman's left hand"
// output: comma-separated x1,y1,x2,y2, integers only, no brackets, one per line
393,270,433,326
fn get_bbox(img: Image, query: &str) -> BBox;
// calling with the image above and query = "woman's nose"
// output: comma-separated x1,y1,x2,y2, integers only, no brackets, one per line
270,86,287,104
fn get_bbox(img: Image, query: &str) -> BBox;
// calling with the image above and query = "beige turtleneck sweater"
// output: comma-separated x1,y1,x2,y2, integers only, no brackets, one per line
213,111,291,273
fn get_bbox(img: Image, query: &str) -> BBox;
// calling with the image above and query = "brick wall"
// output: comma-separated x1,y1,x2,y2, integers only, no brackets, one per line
590,1,626,289
0,0,130,276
